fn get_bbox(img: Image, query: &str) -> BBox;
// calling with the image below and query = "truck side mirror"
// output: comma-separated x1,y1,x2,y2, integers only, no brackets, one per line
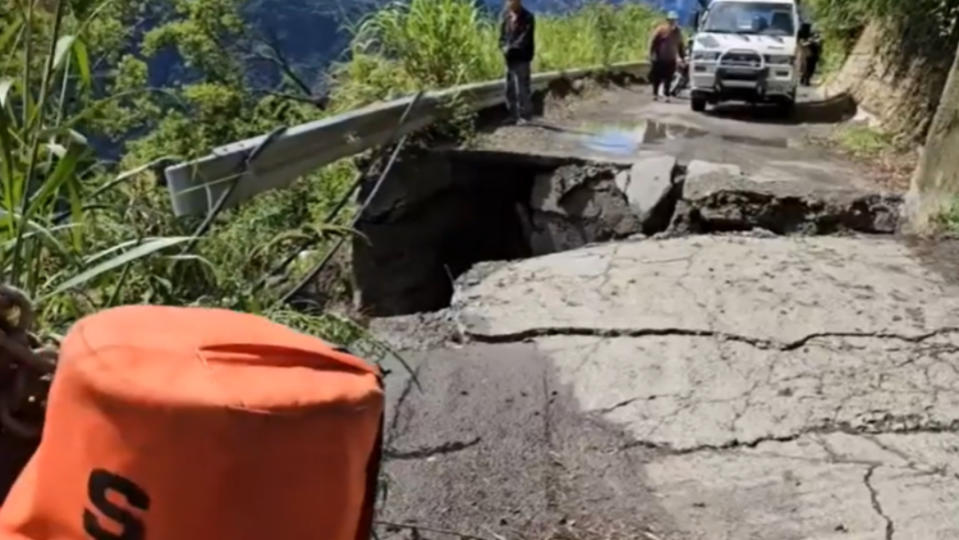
694,10,701,30
798,22,811,40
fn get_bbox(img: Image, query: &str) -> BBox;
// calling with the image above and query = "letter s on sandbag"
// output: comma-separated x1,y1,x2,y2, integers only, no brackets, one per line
82,469,150,540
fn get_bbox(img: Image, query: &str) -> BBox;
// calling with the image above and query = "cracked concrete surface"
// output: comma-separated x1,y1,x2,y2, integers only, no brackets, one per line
541,333,959,450
453,236,959,344
373,81,959,538
375,235,959,539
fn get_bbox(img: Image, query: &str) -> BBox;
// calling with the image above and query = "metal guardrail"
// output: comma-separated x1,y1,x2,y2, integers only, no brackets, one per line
164,61,650,217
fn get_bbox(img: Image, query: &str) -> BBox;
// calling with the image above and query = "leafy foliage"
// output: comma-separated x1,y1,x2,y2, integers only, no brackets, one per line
1,0,662,343
329,0,659,108
933,196,959,234
0,0,193,329
808,0,959,76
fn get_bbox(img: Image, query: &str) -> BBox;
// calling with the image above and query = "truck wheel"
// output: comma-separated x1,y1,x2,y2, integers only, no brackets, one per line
691,95,707,112
778,97,795,118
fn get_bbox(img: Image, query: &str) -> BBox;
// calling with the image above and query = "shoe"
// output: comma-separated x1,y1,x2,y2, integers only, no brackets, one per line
516,118,529,126
653,94,660,102
665,96,671,103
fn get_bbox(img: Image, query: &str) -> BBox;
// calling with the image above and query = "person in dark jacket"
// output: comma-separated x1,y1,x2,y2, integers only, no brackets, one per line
649,11,686,102
801,29,822,86
500,0,535,124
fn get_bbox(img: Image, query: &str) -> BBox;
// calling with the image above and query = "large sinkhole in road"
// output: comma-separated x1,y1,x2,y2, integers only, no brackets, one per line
352,149,660,317
350,122,903,317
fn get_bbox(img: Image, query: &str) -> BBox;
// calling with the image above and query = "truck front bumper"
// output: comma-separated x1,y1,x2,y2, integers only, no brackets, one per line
690,64,796,102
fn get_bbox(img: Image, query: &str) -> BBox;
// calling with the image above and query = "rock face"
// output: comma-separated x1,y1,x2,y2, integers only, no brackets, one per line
826,20,948,142
616,154,679,234
528,164,640,255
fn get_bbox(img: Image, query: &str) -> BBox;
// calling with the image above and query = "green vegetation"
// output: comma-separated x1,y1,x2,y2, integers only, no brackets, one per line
808,0,959,77
831,124,895,158
932,197,959,234
0,0,659,363
0,0,192,327
1,0,357,349
330,0,658,109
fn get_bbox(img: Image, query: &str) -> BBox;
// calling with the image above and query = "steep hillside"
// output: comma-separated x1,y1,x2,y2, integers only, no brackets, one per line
234,0,681,86
817,1,959,142
826,21,955,142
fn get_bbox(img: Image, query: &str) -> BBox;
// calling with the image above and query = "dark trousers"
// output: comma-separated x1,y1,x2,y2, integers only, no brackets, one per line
802,54,820,85
651,60,677,96
505,61,532,120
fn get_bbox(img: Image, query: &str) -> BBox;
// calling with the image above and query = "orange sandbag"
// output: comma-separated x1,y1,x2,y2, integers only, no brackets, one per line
0,305,383,540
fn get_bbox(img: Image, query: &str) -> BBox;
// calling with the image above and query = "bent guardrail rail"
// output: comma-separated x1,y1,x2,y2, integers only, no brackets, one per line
164,61,650,217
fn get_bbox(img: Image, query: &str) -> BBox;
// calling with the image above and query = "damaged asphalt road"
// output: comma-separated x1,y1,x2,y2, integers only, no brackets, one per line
374,236,959,540
368,85,959,539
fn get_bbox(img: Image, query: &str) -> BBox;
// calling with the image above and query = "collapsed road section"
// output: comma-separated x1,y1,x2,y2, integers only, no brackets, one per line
360,82,958,539
353,147,902,317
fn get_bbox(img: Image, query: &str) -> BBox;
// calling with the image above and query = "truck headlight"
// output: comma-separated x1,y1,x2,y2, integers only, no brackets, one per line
764,54,793,65
693,51,720,61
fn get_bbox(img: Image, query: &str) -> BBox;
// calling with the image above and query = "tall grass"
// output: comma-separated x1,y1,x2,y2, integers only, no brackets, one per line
0,0,200,444
329,0,660,108
537,3,659,71
0,0,190,316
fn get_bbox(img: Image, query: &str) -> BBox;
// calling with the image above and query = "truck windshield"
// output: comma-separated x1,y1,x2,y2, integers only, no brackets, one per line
703,2,796,36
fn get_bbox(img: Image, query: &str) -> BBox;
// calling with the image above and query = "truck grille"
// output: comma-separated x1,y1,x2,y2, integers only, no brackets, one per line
720,51,762,68
723,70,760,81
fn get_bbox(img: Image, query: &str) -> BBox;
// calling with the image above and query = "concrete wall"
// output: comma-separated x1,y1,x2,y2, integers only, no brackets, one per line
907,40,959,231
829,20,959,231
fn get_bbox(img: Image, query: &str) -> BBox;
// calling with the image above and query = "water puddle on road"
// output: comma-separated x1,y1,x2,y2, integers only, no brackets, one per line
543,119,789,155
720,133,790,148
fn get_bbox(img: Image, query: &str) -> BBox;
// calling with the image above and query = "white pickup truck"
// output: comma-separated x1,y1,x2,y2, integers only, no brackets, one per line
687,0,811,115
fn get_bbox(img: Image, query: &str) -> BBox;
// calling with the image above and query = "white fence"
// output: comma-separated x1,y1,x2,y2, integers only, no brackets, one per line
164,61,650,217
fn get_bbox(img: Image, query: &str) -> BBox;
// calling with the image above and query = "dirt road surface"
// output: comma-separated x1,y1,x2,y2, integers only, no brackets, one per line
371,85,959,539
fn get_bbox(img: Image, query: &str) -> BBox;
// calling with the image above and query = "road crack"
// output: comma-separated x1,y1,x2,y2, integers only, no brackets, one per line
465,326,959,352
385,437,482,461
864,465,895,540
593,395,665,414
622,432,809,454
621,421,959,456
385,364,422,447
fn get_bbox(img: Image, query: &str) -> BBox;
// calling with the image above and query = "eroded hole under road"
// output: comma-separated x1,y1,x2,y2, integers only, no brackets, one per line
352,150,653,317
352,149,902,317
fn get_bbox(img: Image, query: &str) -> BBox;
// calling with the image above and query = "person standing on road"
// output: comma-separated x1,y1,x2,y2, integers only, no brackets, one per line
801,28,822,86
500,0,536,125
649,11,686,103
